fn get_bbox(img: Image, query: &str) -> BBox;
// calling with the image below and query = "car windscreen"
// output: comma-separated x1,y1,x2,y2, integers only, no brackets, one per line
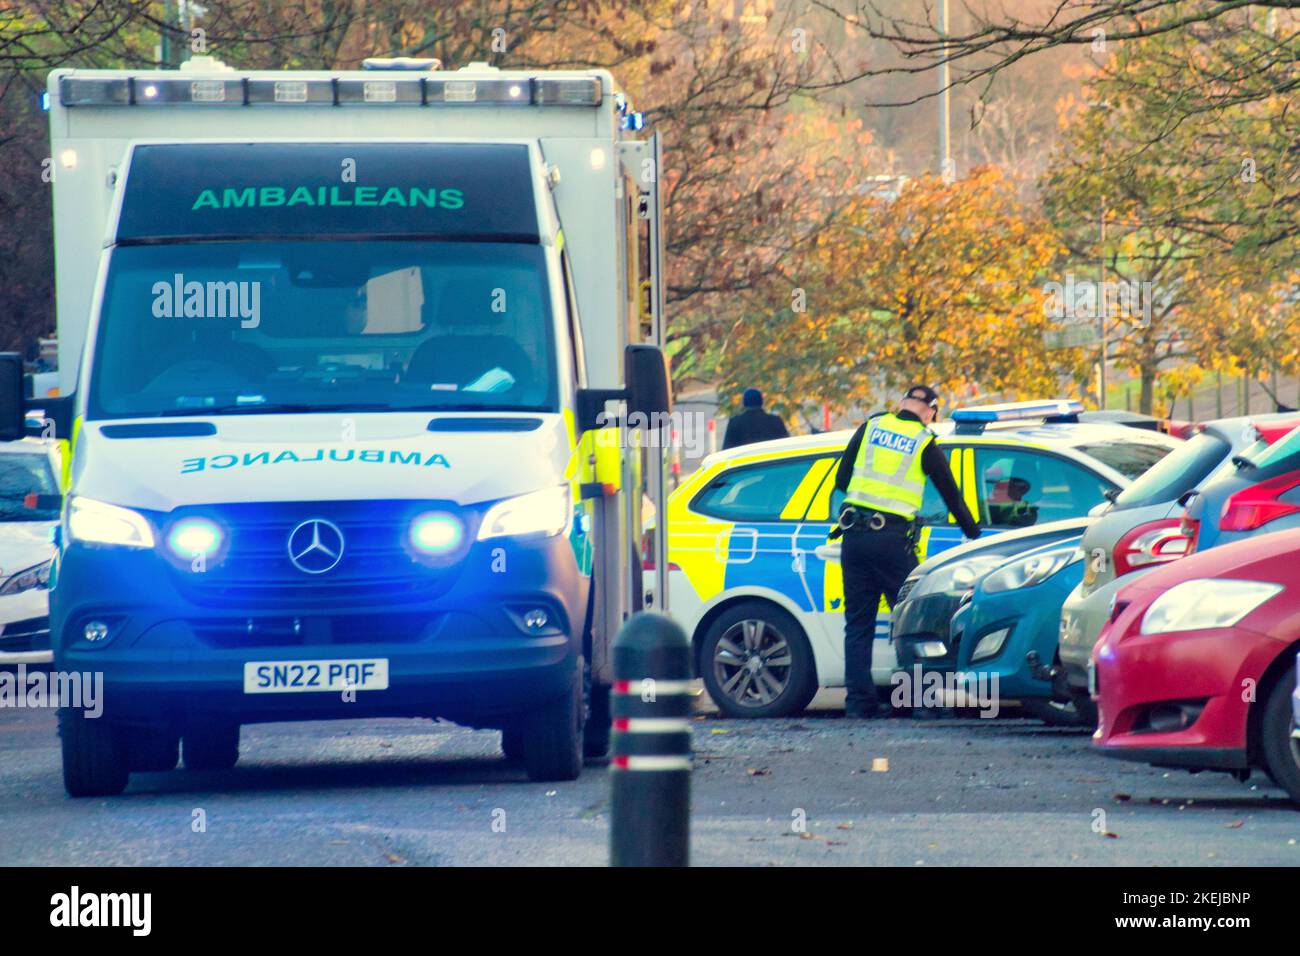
1073,440,1173,480
1111,431,1229,508
0,452,58,522
90,240,558,419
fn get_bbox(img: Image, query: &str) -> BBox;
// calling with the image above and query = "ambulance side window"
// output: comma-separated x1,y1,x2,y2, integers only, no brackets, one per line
560,250,586,389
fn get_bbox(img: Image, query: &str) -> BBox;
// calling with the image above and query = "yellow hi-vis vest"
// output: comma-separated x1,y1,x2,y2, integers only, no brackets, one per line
844,413,933,519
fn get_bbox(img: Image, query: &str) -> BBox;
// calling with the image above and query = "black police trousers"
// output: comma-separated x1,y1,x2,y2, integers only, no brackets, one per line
842,520,917,711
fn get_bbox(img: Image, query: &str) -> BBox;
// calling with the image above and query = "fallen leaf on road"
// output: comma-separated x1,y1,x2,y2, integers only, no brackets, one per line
836,823,853,830
384,852,404,864
1225,820,1244,829
711,729,730,735
746,767,769,776
871,758,889,772
1103,832,1120,839
1113,793,1131,802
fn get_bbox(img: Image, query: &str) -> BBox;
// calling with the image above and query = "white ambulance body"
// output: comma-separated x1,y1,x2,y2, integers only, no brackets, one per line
0,58,671,795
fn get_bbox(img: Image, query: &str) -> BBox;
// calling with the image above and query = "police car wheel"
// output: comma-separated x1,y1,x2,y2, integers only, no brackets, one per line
701,602,817,719
183,723,240,772
59,707,129,798
1259,666,1300,805
521,660,584,782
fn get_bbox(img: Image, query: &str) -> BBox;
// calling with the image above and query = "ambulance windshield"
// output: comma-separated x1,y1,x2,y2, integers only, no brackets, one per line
89,240,558,419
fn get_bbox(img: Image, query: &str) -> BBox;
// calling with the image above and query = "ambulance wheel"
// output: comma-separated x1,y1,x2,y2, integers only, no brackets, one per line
1258,666,1300,805
583,681,612,760
59,707,129,798
183,723,240,771
521,661,584,782
701,602,818,719
125,726,181,773
501,727,525,762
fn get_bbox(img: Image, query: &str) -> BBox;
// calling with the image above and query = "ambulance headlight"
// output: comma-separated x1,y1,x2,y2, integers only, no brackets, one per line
408,511,465,556
477,486,571,541
67,497,155,549
165,516,226,562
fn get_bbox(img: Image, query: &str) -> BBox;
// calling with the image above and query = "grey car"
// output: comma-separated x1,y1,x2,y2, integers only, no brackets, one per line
1058,414,1300,718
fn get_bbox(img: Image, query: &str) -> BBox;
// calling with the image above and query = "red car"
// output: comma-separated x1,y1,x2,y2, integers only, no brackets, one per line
1091,526,1300,801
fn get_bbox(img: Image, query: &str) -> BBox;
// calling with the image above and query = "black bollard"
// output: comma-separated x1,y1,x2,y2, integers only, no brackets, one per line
609,611,693,867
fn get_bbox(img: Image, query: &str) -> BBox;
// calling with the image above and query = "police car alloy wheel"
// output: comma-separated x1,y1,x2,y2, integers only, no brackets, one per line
700,602,817,719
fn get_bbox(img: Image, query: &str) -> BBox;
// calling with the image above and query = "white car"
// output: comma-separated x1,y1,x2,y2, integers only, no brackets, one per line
0,440,60,665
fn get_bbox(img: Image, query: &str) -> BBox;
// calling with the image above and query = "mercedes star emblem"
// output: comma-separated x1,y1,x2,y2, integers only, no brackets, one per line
287,518,345,574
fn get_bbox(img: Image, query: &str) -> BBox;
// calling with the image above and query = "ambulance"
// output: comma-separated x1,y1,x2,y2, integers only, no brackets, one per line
0,57,671,795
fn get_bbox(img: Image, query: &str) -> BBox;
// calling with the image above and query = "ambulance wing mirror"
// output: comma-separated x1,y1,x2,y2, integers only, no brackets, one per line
574,344,672,433
625,344,671,419
0,353,25,443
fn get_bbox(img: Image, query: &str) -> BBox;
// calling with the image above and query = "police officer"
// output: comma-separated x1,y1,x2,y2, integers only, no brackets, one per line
833,384,980,718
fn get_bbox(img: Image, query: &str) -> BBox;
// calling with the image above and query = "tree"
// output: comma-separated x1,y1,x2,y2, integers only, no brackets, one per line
717,165,1068,419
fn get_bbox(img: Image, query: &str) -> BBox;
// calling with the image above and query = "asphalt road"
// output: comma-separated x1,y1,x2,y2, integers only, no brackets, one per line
2,689,1299,866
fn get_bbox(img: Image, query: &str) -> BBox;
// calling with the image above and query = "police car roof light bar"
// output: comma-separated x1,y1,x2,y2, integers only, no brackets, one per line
950,399,1085,435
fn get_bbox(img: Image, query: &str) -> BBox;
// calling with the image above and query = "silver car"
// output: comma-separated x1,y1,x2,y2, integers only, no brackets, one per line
1059,414,1299,718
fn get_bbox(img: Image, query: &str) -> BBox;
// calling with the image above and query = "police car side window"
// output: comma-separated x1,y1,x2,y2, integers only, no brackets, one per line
693,458,816,523
974,448,1109,527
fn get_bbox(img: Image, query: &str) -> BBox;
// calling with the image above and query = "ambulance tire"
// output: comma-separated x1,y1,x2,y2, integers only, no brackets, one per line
59,707,129,798
583,681,612,760
125,726,181,773
701,602,818,719
501,727,525,762
1259,666,1300,806
522,660,584,782
183,723,240,771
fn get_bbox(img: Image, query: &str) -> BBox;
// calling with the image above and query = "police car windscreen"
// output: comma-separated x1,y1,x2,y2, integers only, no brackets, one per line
89,240,557,419
115,142,537,242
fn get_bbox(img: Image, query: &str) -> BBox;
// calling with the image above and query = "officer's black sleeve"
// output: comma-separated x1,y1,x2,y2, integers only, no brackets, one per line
721,417,738,450
834,423,869,493
921,440,981,538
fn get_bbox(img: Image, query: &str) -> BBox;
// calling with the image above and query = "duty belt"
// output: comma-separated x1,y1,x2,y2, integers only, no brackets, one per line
832,504,913,537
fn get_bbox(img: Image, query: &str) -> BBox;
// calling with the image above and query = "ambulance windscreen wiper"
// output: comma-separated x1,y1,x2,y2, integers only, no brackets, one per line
157,402,397,416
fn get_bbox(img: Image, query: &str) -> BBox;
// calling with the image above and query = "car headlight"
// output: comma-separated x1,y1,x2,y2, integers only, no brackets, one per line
982,545,1081,593
1140,579,1283,635
67,496,155,549
0,559,52,596
477,486,571,541
921,555,1005,595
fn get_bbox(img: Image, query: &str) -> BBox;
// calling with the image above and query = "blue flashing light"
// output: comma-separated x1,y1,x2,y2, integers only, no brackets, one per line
950,400,1084,424
166,516,224,559
622,110,644,131
41,91,50,112
409,511,464,556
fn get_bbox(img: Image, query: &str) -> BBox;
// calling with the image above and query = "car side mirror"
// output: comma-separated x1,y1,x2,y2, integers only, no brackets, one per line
575,344,672,432
0,353,25,442
624,344,671,420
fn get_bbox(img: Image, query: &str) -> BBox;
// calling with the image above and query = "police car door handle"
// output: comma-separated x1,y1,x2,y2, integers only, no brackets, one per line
814,543,841,563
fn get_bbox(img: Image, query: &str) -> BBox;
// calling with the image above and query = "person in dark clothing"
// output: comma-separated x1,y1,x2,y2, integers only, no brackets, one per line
722,388,789,449
832,384,980,718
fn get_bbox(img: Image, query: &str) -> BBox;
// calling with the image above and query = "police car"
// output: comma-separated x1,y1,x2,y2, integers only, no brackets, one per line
662,400,1181,717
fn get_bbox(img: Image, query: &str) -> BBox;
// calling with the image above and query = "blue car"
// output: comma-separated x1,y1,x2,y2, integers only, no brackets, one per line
950,536,1086,725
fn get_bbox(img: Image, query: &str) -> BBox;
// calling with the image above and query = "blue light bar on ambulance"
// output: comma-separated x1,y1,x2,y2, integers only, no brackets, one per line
951,400,1084,423
60,74,602,108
